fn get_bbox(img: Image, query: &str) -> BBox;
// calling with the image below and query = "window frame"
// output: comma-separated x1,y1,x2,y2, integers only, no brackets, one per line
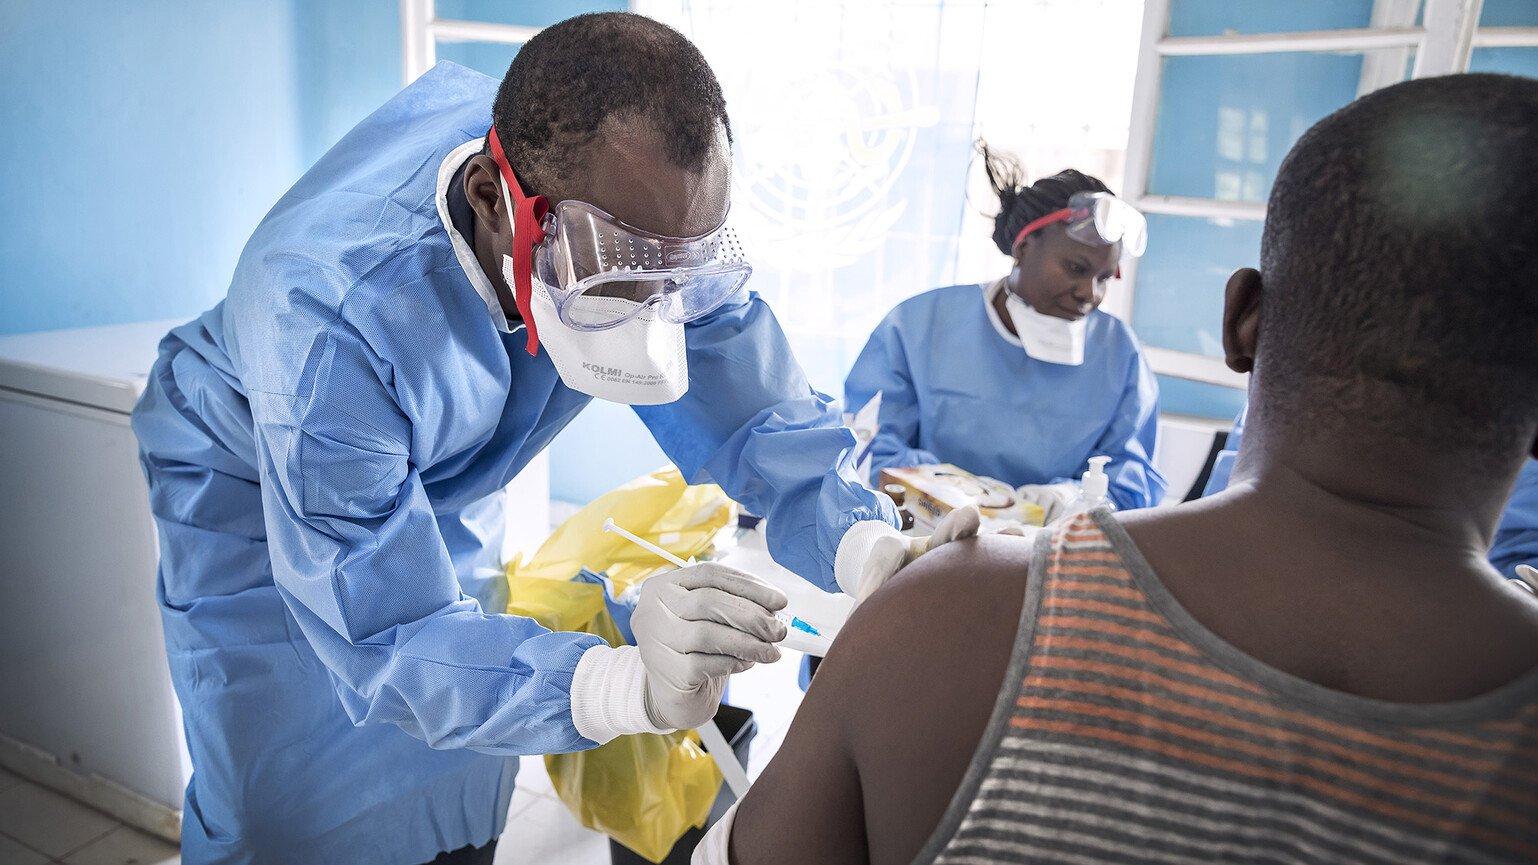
1117,0,1538,389
399,0,545,85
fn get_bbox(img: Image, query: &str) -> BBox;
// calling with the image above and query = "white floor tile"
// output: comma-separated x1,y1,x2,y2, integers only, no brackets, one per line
495,789,609,865
513,757,559,801
504,785,547,824
0,782,116,859
62,826,179,865
0,834,49,865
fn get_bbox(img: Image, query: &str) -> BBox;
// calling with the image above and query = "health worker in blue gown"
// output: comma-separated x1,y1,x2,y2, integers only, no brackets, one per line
130,15,972,865
845,144,1167,521
1205,404,1538,579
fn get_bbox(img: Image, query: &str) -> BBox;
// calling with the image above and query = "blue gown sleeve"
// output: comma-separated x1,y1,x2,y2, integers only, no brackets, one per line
249,317,603,756
1201,404,1247,497
1490,459,1538,578
842,310,941,480
635,292,899,592
1085,347,1166,510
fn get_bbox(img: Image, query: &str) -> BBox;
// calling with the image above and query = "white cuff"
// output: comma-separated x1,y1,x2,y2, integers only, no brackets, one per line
571,644,669,745
691,800,741,865
833,518,906,596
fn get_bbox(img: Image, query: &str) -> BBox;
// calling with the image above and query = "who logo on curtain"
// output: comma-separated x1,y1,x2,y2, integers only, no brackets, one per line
639,0,988,395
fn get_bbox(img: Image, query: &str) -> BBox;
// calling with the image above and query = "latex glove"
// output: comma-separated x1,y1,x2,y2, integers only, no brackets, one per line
1015,482,1080,525
568,562,788,744
834,505,982,601
634,562,788,729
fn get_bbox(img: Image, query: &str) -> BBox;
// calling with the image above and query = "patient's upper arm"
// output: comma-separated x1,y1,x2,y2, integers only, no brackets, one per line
728,535,1032,865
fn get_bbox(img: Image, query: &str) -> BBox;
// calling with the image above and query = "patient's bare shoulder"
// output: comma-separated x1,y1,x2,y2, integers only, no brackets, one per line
823,533,1036,863
728,534,1035,865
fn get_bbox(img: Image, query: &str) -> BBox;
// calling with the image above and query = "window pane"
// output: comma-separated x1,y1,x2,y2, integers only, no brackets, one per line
1147,51,1409,202
435,41,521,79
1479,0,1538,27
435,0,628,29
1131,214,1263,357
1469,48,1538,78
1157,375,1247,420
1168,0,1378,37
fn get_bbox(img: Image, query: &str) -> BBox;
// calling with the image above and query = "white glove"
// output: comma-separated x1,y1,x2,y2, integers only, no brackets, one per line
570,562,787,744
833,505,982,601
1015,482,1080,525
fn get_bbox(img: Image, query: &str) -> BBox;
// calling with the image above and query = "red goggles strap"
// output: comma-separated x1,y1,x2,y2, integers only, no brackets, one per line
1012,207,1074,252
487,128,550,356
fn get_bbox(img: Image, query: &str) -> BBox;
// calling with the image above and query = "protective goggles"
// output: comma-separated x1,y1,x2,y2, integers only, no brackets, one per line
487,128,750,354
1013,191,1148,258
533,199,751,332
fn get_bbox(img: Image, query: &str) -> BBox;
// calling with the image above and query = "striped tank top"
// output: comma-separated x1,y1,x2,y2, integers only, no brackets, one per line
918,510,1538,865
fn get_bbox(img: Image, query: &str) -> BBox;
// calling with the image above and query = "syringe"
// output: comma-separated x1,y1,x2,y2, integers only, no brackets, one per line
601,518,824,640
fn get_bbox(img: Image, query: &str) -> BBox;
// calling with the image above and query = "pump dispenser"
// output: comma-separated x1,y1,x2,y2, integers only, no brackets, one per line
1070,455,1114,514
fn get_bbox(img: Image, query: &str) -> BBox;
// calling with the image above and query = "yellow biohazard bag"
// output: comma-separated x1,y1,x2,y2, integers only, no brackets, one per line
504,466,736,863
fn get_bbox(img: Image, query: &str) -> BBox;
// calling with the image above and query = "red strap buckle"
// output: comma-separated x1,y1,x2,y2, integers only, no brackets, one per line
487,128,550,356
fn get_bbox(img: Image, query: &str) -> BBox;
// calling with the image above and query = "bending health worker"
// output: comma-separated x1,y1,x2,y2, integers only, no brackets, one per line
127,15,958,865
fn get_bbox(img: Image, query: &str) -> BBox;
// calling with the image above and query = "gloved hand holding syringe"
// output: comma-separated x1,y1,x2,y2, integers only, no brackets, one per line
604,517,827,797
603,518,832,655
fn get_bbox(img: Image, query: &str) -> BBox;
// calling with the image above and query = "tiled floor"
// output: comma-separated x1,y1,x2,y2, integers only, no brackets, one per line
0,650,807,865
0,769,179,865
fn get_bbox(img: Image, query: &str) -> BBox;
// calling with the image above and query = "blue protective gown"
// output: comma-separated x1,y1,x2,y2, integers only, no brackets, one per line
1203,404,1538,576
130,62,892,865
844,282,1166,510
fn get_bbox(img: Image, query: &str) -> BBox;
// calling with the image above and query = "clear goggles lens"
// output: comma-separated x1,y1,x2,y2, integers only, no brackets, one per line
1063,191,1148,258
534,200,752,331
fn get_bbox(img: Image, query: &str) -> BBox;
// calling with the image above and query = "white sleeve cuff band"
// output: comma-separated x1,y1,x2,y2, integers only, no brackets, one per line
833,518,907,596
571,644,669,745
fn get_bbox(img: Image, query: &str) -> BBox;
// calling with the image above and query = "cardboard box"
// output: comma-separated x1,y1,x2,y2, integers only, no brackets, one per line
879,464,1044,531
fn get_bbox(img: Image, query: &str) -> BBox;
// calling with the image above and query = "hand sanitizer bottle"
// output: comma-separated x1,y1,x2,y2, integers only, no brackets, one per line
1067,455,1115,514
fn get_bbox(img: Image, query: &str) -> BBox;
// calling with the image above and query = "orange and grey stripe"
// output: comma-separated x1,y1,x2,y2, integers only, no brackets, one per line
930,515,1538,865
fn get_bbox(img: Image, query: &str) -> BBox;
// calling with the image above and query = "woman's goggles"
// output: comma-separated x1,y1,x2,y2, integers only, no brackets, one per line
1013,191,1148,258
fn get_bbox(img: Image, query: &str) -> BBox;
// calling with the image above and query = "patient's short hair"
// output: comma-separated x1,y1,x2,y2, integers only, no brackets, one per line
1257,73,1538,460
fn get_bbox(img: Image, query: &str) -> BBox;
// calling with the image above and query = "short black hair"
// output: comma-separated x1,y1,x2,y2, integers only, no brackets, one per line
977,141,1112,256
492,12,730,196
1256,73,1538,459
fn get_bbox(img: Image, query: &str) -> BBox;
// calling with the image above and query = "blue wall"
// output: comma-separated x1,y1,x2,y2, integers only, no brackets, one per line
0,0,640,504
0,0,400,336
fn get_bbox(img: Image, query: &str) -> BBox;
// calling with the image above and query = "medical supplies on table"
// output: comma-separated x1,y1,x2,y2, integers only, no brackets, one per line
879,464,1046,532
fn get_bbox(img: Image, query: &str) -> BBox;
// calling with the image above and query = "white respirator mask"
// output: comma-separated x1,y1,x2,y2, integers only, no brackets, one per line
509,252,690,405
488,128,750,405
1005,291,1087,366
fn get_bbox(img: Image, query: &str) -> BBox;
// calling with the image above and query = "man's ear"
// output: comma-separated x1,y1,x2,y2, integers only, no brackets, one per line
1222,267,1263,374
462,155,511,238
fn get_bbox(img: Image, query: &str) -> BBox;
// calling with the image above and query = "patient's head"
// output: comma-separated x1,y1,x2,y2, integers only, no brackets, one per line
1225,73,1538,471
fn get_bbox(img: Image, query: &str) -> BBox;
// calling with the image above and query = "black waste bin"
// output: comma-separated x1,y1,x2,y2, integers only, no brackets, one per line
609,703,757,865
